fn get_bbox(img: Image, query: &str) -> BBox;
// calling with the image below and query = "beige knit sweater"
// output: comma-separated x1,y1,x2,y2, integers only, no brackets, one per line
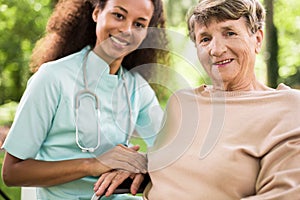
144,84,300,200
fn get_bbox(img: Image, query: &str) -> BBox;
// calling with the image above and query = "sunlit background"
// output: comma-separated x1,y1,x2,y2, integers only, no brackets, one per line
0,0,300,199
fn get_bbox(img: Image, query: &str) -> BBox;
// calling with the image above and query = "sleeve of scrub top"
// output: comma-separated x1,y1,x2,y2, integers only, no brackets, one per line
133,75,164,148
241,131,300,199
2,63,60,159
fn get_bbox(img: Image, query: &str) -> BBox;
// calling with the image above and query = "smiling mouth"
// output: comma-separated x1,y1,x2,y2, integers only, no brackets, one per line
214,59,233,65
110,35,130,47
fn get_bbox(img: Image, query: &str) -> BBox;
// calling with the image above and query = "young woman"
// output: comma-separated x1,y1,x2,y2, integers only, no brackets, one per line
1,0,168,199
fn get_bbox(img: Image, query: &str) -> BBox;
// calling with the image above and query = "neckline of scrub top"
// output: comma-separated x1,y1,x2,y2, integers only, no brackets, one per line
86,48,125,81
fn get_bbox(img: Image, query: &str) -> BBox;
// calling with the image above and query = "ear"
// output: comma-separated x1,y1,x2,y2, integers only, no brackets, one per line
255,29,264,53
92,7,100,22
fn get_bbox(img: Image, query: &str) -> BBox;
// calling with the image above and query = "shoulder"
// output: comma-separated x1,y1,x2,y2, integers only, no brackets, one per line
165,87,199,112
40,48,87,73
31,48,88,82
125,70,155,95
169,87,199,102
277,83,300,100
27,48,88,92
126,71,149,85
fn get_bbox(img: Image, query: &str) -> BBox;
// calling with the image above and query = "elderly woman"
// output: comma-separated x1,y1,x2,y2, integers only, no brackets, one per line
144,0,300,199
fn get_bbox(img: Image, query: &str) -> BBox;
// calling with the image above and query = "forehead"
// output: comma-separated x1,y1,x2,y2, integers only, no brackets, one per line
194,17,248,33
105,0,154,18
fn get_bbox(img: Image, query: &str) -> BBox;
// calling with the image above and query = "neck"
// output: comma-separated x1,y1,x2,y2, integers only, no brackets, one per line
109,60,122,75
91,48,123,75
213,79,273,92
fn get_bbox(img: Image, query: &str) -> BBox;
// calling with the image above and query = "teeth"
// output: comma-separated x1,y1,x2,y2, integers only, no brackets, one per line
111,36,128,46
216,59,232,65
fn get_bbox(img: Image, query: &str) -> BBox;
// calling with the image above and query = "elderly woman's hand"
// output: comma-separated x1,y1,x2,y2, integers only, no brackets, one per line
95,144,147,174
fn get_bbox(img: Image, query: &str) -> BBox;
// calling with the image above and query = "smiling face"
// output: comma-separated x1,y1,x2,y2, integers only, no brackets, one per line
194,17,263,91
92,0,154,65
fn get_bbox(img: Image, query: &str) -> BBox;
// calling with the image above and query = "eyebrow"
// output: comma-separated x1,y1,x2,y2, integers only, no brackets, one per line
199,24,235,34
196,24,236,38
114,6,149,21
221,25,235,31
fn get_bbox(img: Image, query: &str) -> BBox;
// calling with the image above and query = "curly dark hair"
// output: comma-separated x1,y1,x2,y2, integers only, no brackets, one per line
30,0,169,73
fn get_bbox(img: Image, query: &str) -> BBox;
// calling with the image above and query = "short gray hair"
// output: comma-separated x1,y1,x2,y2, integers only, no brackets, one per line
187,0,266,42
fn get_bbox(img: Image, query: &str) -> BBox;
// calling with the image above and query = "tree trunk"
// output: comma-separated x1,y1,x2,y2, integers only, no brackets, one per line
264,0,279,88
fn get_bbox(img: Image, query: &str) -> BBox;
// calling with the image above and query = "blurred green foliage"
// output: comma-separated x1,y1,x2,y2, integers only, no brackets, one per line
0,0,300,111
0,0,299,199
0,101,17,126
274,0,300,86
0,0,53,105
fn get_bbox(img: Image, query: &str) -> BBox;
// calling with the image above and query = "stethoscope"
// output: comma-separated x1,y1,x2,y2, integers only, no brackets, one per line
75,50,133,152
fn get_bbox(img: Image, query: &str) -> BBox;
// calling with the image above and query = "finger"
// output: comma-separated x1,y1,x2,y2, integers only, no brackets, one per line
95,172,118,196
105,171,131,196
129,173,136,179
130,174,144,195
117,150,147,173
117,160,145,174
126,159,147,174
129,145,140,151
93,172,109,192
117,144,136,152
126,154,147,173
113,161,139,174
100,145,147,173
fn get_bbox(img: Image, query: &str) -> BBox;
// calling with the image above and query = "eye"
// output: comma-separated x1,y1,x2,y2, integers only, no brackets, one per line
112,12,124,20
226,31,237,37
199,37,211,45
134,22,146,29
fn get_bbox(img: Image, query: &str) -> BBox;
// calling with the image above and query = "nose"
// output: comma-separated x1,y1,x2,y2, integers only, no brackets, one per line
209,37,227,57
119,21,132,36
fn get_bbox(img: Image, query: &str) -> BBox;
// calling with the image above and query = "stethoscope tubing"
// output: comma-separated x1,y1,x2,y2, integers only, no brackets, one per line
75,49,133,152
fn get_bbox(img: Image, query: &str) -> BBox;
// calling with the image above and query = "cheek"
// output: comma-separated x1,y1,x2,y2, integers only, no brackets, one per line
197,48,210,68
133,30,148,45
197,47,219,78
237,38,256,58
196,47,204,60
239,43,256,67
95,22,105,37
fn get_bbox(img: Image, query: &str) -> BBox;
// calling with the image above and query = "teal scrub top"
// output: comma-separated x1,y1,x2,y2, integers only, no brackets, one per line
3,47,163,200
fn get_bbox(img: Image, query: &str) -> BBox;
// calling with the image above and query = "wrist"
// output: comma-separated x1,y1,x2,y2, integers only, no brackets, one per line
86,158,111,177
